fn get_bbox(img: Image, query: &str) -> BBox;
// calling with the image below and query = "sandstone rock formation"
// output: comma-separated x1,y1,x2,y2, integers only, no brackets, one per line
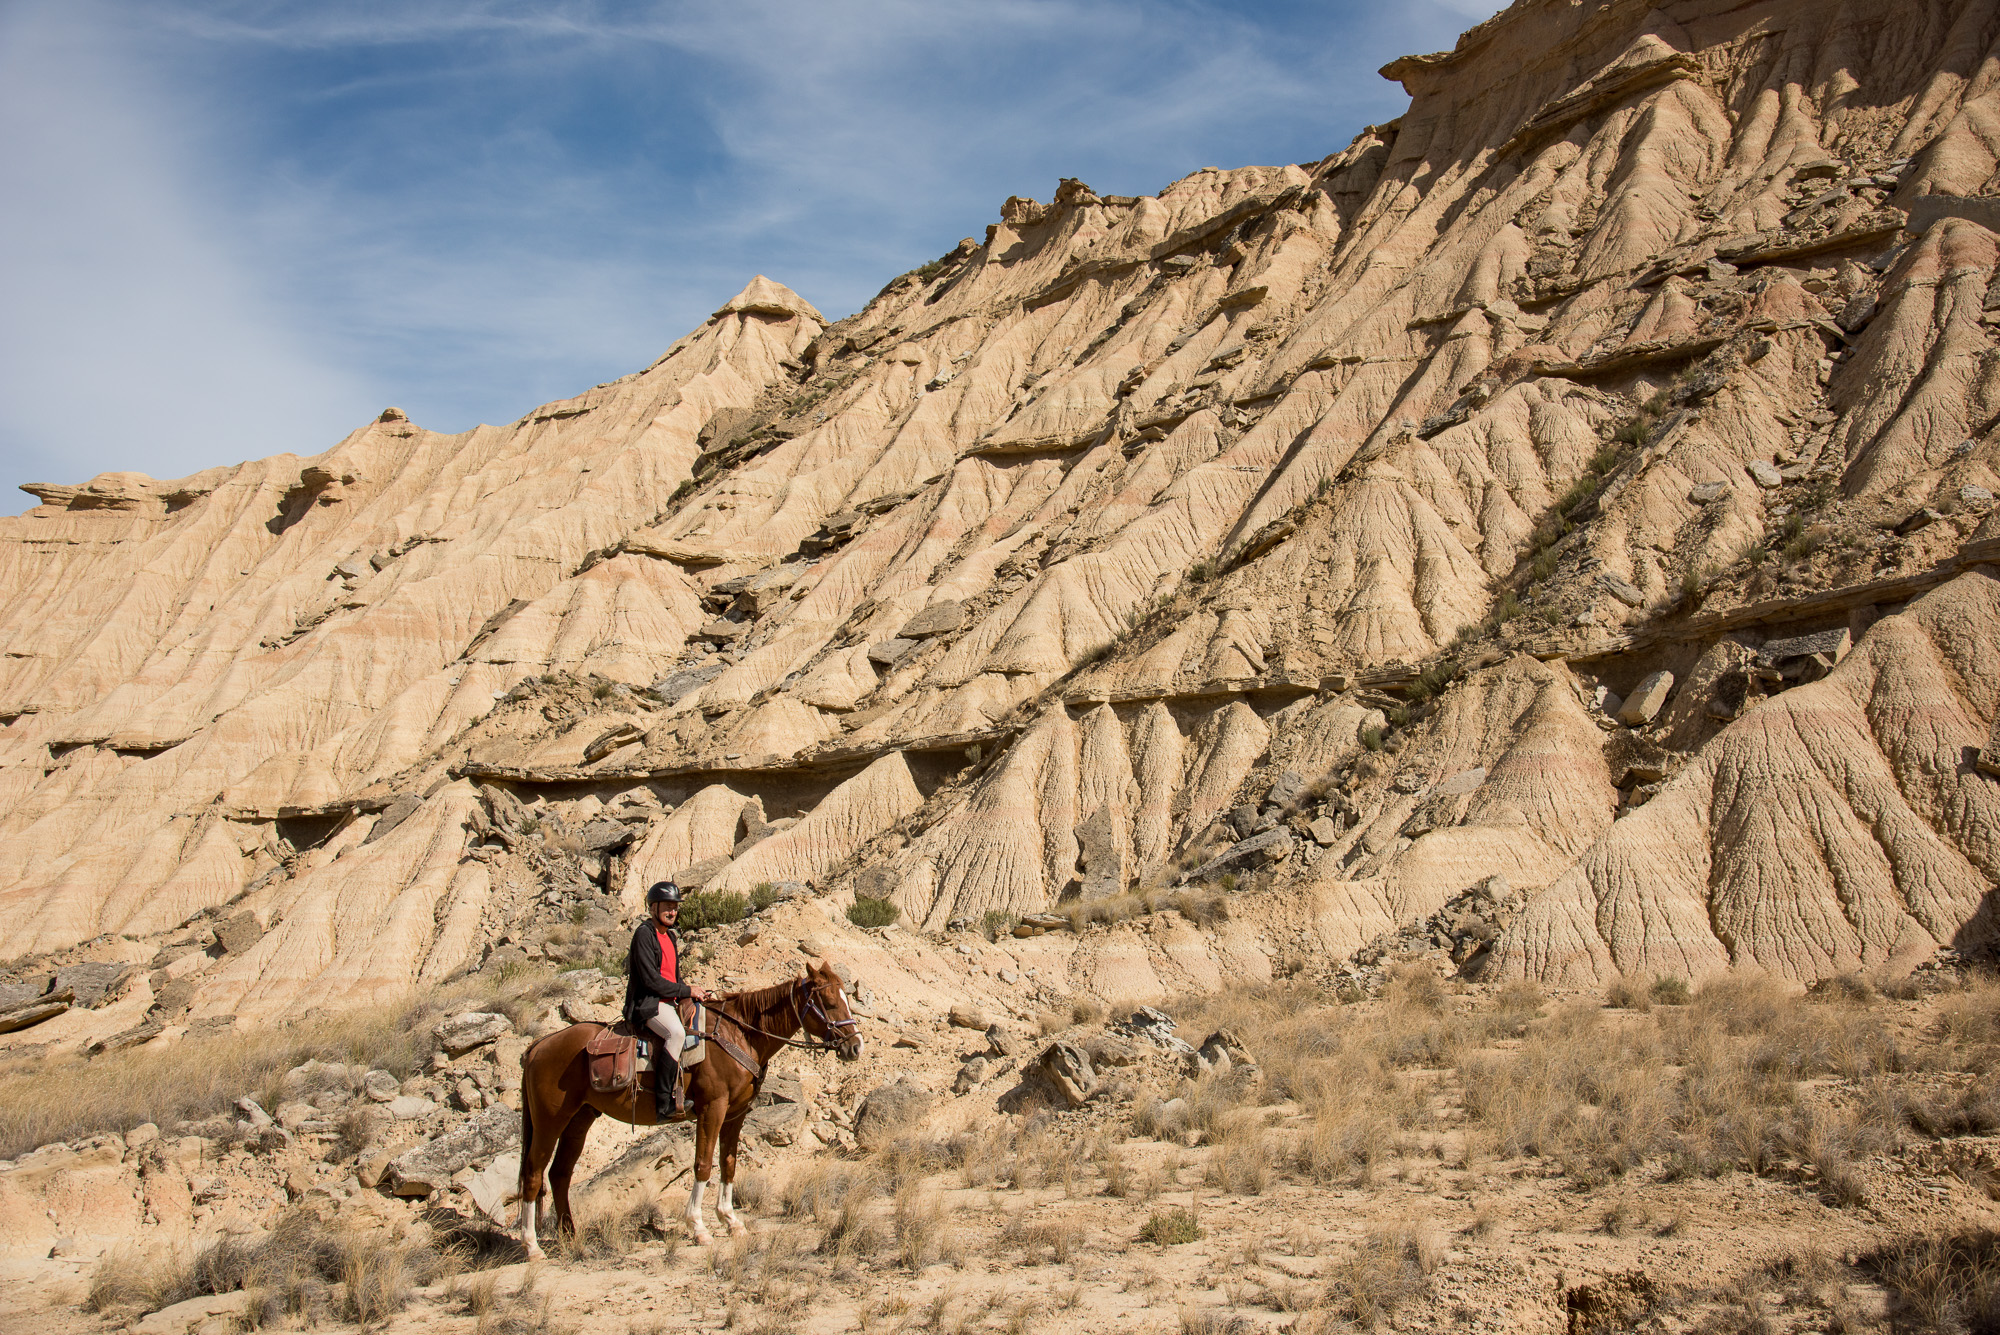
4,0,2000,1039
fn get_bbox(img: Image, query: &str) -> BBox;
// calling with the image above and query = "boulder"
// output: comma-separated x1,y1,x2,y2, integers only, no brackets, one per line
0,992,69,1033
1688,480,1728,504
651,662,724,704
744,1100,806,1145
1023,1040,1098,1109
1597,572,1645,607
54,962,133,1009
362,1070,400,1102
362,793,424,845
677,855,732,888
577,817,637,853
954,1057,990,1094
583,723,645,764
464,1151,520,1225
948,1005,991,1030
897,599,966,639
387,1096,437,1121
1307,816,1341,846
386,1105,521,1196
867,638,917,666
212,911,263,956
854,1077,931,1150
436,1011,512,1054
357,1149,393,1189
1177,828,1294,884
758,1072,805,1106
1745,459,1784,488
1617,672,1675,726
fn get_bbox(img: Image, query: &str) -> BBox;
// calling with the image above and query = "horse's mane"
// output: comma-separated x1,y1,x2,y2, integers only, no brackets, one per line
719,974,800,1018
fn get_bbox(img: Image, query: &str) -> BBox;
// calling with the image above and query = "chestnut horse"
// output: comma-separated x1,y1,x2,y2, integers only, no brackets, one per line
514,959,860,1254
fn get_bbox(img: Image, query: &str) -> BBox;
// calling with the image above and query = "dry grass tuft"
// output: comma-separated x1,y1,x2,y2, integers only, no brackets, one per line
0,968,566,1159
1327,1227,1436,1324
86,1208,496,1322
1864,1229,2000,1335
892,1187,962,1271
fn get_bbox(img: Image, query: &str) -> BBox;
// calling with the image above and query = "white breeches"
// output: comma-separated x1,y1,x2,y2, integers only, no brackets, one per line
645,1007,686,1064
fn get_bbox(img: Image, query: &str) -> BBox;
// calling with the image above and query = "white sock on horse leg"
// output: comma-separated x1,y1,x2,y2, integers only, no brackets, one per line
686,1179,706,1219
520,1200,538,1250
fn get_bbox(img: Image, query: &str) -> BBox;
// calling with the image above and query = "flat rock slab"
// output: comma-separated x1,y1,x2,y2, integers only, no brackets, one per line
437,1011,512,1054
898,599,966,638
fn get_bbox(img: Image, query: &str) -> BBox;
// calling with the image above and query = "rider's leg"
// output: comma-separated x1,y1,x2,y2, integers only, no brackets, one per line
645,1008,687,1115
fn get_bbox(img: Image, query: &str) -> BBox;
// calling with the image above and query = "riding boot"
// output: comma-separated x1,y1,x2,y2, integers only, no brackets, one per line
654,1061,681,1120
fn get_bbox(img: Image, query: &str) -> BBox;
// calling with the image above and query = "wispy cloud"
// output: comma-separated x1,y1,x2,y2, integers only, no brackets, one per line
0,0,1503,509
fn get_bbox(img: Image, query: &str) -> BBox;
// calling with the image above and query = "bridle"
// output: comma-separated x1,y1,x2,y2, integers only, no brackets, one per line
714,975,861,1054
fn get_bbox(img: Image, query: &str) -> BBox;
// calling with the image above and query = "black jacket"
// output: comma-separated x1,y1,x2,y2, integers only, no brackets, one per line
624,920,691,1024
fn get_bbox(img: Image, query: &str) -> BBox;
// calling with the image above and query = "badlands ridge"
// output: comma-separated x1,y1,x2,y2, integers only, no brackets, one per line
5,0,2000,1049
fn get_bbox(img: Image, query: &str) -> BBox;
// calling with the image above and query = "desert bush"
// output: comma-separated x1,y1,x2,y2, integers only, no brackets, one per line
1204,1124,1272,1195
1327,1228,1433,1324
1070,997,1108,1026
847,896,900,928
893,1188,961,1270
88,1209,483,1322
679,890,749,930
981,909,1018,941
1650,976,1692,1006
0,996,452,1160
750,882,779,912
1171,889,1230,926
1864,1229,2000,1335
1139,1207,1204,1245
1001,1212,1085,1264
1179,1310,1249,1335
1604,976,1652,1012
1383,962,1447,1014
555,1200,669,1260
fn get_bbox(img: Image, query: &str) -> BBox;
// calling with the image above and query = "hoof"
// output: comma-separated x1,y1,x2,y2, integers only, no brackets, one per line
728,1220,749,1237
524,1244,547,1262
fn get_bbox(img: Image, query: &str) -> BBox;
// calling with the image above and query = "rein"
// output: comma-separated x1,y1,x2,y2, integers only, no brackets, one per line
709,977,858,1054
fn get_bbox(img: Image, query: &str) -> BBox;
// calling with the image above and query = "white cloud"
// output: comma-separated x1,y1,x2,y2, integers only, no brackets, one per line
0,0,378,505
0,0,1502,509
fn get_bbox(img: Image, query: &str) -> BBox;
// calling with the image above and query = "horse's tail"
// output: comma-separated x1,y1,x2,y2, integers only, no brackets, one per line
513,1035,537,1207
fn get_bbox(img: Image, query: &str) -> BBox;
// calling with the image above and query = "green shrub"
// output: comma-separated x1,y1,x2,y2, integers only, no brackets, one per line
1187,559,1214,584
981,909,1018,941
750,882,778,912
1360,727,1385,752
678,891,748,931
1139,1208,1204,1246
847,897,901,928
1650,976,1692,1006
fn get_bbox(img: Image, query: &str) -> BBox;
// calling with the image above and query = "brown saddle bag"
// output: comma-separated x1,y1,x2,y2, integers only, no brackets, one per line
585,1021,639,1094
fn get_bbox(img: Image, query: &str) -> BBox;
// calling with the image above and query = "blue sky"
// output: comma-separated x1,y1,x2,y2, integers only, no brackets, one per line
0,0,1504,506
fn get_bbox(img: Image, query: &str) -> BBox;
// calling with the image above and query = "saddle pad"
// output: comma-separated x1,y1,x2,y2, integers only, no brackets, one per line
682,1000,707,1067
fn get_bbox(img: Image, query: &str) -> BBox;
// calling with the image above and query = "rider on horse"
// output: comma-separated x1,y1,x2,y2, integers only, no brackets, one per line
625,881,714,1119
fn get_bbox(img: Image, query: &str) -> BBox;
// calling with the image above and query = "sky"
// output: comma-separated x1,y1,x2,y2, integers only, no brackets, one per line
0,0,1506,508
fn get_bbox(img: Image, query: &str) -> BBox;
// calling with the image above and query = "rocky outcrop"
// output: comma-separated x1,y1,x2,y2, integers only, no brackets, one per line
2,0,2000,1028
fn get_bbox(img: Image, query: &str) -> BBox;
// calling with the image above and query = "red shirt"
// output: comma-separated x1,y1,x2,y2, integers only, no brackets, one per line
654,926,678,986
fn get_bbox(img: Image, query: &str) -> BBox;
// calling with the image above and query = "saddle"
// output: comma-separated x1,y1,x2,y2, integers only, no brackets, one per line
584,1001,707,1095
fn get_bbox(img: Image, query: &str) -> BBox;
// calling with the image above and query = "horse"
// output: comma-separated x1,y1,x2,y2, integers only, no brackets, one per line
514,958,861,1254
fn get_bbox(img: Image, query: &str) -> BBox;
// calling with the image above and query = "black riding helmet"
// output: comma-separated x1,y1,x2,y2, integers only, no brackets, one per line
646,881,684,907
